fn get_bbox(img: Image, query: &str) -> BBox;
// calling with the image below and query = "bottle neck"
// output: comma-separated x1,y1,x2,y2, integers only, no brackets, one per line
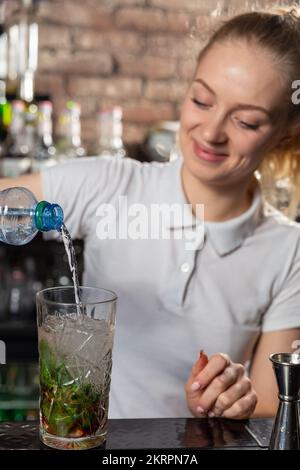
10,105,24,135
68,114,82,147
19,70,34,103
0,80,6,102
38,113,53,146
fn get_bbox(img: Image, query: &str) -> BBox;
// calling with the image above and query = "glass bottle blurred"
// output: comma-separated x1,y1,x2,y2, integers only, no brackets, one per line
0,2,7,85
0,245,8,320
31,100,56,171
9,255,43,322
56,100,86,161
7,264,28,319
0,99,33,177
95,106,126,158
5,0,38,104
23,101,38,159
0,6,12,152
0,80,12,155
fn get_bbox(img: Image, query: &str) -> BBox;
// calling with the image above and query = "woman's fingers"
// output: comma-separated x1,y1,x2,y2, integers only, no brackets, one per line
191,353,232,392
191,350,209,378
195,363,244,413
186,352,257,420
221,390,258,419
210,377,252,417
185,350,209,407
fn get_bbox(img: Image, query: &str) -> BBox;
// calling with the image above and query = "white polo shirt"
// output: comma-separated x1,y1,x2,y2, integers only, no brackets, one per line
42,155,300,418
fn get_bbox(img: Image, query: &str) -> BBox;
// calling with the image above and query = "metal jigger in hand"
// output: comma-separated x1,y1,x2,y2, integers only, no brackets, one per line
269,352,300,450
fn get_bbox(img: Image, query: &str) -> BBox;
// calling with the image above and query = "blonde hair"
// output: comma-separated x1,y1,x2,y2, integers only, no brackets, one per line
197,6,300,218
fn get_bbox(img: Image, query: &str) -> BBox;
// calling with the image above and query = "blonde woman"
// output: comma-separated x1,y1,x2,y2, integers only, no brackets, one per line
184,7,300,419
1,7,300,420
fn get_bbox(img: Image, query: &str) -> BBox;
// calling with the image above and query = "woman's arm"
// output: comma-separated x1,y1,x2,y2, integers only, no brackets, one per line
250,328,300,417
0,173,43,201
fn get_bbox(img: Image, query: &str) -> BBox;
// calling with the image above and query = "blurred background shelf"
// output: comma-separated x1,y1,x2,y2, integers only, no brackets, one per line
0,234,84,357
0,361,39,421
0,235,84,421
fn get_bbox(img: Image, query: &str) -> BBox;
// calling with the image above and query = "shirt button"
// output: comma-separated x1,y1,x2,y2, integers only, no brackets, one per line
180,262,190,273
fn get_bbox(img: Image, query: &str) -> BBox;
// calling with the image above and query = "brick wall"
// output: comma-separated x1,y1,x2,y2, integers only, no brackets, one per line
33,0,278,153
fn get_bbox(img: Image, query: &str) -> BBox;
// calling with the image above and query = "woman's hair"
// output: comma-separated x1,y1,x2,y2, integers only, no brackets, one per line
197,6,300,218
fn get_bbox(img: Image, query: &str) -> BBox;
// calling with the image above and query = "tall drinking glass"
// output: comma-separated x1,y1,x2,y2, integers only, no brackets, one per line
36,286,117,450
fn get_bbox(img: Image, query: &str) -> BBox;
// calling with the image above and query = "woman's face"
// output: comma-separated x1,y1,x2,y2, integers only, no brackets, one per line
179,40,290,187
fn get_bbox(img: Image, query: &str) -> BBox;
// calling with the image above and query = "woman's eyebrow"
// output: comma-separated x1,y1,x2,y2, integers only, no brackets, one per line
193,78,216,95
234,103,271,118
193,78,272,118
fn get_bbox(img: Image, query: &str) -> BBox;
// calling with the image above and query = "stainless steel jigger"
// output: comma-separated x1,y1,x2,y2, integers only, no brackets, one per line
269,352,300,450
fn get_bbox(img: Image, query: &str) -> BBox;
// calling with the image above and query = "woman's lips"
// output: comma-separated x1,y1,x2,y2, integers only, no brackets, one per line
192,140,229,163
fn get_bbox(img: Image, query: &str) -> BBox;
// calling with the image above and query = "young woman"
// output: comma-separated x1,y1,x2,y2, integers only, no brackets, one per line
1,7,300,420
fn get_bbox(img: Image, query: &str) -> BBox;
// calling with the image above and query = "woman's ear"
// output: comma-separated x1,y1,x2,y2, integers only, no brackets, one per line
277,133,292,148
280,134,292,143
288,120,300,139
278,122,300,146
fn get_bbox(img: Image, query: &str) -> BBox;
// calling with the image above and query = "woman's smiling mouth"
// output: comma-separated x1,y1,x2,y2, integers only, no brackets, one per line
192,140,229,163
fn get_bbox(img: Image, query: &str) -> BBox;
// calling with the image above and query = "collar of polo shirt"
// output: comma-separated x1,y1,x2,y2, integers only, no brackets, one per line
164,153,264,256
205,189,263,256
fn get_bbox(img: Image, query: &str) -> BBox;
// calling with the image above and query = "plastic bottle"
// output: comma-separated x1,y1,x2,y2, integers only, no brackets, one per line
0,187,63,245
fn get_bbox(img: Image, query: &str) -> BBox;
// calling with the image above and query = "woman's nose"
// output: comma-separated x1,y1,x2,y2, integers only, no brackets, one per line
201,115,227,144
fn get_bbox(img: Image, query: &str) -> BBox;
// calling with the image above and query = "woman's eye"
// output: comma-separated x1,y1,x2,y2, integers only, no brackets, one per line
192,98,209,108
239,121,259,131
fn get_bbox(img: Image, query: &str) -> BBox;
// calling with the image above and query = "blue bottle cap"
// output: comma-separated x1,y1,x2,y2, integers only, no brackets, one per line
35,201,64,232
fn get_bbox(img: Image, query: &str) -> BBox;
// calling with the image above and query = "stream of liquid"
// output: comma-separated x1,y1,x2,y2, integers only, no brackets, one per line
60,223,81,309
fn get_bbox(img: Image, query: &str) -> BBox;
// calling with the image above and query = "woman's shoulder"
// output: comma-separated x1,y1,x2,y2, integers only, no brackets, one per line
263,202,300,228
261,201,300,244
87,154,178,170
80,154,179,181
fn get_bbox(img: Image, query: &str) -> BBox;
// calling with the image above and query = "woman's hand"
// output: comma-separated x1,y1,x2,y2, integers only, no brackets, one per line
185,351,257,419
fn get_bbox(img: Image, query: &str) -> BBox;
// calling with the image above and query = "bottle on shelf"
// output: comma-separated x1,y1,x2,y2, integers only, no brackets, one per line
31,100,56,172
0,187,64,245
0,3,7,86
7,256,41,321
0,245,8,319
0,81,12,151
7,264,27,318
95,106,126,158
0,410,11,422
5,0,38,104
23,101,38,160
0,7,10,146
56,100,86,162
0,99,32,177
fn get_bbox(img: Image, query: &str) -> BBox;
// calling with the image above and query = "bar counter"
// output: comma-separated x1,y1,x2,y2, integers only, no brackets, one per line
0,418,273,450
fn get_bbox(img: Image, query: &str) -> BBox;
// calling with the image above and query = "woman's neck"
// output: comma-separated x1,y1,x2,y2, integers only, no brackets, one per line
181,165,257,222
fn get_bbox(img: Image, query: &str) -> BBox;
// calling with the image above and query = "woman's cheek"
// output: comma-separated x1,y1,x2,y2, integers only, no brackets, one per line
234,133,266,159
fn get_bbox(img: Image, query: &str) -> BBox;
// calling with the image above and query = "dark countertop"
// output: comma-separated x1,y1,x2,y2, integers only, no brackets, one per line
0,418,274,450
